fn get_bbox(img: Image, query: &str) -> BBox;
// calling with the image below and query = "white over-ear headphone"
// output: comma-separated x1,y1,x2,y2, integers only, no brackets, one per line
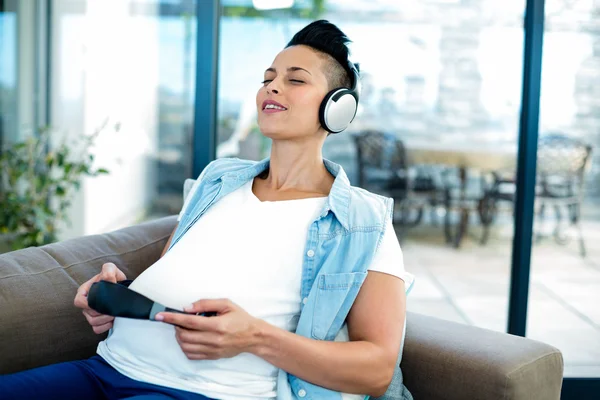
319,61,360,134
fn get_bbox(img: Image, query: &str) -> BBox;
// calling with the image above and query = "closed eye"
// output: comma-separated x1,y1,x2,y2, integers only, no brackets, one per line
262,79,304,85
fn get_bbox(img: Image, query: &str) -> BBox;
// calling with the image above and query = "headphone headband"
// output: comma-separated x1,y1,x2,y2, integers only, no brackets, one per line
347,61,359,92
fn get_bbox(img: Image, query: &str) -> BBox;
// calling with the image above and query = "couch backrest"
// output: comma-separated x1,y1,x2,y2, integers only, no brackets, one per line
0,216,177,374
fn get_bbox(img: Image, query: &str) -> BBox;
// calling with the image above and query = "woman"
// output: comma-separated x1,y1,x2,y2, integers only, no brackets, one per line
1,20,413,400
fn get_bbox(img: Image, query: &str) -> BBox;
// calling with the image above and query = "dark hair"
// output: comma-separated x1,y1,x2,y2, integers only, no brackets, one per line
286,20,353,91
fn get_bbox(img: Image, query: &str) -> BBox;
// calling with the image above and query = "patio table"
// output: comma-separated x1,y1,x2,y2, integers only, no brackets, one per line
405,140,517,171
403,140,518,247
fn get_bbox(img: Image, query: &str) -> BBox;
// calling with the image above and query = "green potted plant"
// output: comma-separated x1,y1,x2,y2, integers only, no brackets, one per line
0,126,109,252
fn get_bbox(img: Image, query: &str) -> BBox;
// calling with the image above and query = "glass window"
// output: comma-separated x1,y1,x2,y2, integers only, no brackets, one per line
0,0,39,145
0,1,18,146
217,0,526,333
528,0,600,378
49,0,197,238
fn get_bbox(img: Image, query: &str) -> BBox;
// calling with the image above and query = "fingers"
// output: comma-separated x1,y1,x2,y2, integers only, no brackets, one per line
82,309,114,325
82,307,102,318
74,293,86,310
175,327,222,360
100,262,127,283
73,274,99,309
82,309,114,334
176,341,215,360
156,312,217,331
157,299,234,329
75,262,126,333
185,299,232,315
73,275,101,310
175,326,219,346
74,262,126,310
92,321,113,335
74,284,92,310
82,310,114,332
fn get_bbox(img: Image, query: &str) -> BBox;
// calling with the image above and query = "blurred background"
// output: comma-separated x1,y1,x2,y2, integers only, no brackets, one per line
1,0,598,393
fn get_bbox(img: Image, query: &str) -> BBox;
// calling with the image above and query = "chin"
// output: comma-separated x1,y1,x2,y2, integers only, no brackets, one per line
258,122,290,139
260,129,290,140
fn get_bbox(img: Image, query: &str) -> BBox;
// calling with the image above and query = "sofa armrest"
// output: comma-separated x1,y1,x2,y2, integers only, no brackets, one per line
0,216,178,374
400,312,564,400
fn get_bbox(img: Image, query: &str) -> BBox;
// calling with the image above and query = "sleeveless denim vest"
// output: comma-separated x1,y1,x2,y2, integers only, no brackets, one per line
170,157,412,400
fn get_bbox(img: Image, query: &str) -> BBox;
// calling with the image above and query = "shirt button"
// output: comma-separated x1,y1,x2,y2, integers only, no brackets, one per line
307,250,315,257
298,389,307,397
302,297,308,305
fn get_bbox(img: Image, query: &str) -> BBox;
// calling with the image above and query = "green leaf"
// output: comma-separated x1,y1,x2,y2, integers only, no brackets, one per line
43,203,53,215
36,175,47,190
0,124,109,250
45,152,55,166
12,143,27,151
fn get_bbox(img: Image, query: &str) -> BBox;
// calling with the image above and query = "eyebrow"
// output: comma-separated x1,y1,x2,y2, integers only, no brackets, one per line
265,67,312,75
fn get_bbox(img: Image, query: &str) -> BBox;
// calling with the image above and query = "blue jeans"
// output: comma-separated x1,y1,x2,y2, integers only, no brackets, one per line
0,355,215,400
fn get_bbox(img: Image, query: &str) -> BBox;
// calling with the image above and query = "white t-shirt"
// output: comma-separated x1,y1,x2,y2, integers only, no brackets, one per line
97,179,413,400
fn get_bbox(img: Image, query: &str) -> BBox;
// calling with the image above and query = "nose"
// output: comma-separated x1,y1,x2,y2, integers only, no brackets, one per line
266,79,280,95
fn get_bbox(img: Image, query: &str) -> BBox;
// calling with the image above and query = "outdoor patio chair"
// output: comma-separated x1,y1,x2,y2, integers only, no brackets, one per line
352,130,443,232
478,133,593,256
438,166,490,248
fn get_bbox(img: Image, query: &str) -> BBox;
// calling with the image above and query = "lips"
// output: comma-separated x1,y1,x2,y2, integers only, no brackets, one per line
262,99,287,112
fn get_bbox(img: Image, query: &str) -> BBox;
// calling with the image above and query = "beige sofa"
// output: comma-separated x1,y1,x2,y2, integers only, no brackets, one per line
0,216,564,399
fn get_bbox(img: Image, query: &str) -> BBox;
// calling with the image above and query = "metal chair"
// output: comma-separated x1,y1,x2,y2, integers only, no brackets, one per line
439,166,490,248
352,130,442,231
479,133,593,256
535,134,593,256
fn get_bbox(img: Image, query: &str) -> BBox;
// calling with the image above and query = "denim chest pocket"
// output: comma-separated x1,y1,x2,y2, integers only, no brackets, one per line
311,272,368,341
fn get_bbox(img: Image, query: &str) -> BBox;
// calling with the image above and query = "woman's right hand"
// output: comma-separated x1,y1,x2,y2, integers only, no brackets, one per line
74,262,127,334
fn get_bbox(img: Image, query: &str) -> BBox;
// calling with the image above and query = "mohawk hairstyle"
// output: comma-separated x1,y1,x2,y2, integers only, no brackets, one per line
286,20,353,91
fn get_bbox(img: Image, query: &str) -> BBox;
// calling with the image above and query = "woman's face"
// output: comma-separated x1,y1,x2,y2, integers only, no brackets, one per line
256,45,330,140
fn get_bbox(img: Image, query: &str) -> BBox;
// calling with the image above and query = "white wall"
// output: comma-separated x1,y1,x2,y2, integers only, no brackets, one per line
51,0,160,240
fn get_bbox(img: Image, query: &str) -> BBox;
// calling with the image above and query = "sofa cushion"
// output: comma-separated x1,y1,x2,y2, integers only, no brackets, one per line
0,216,177,374
400,312,564,400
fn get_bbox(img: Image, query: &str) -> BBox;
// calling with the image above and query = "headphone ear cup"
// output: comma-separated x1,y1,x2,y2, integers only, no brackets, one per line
319,88,358,134
319,89,338,133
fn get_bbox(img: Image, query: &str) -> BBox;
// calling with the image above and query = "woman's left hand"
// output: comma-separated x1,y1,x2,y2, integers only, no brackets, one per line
156,299,262,360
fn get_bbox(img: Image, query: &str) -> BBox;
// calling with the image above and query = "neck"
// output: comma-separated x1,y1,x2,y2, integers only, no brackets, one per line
260,140,333,194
